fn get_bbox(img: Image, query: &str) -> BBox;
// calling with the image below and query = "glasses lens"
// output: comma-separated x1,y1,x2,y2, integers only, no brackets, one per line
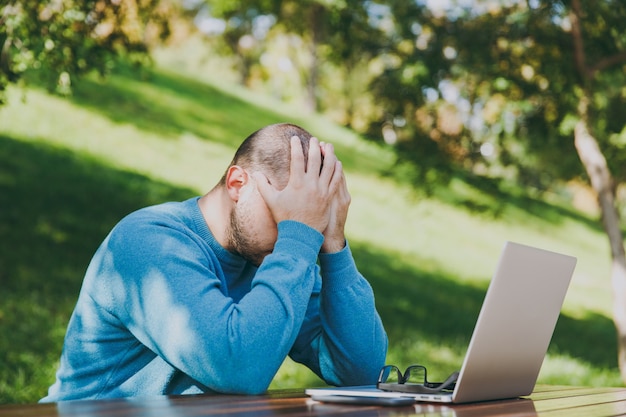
378,365,401,384
403,365,427,384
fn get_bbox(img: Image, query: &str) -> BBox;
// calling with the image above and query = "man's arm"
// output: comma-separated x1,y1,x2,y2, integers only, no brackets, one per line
289,244,388,386
289,141,388,385
105,215,324,395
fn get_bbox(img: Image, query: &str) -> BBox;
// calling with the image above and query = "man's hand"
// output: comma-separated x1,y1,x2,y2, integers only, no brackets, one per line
320,142,350,253
254,136,342,233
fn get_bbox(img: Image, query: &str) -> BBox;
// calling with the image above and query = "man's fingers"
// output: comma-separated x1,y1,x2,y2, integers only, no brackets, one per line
328,160,344,195
319,142,338,185
306,137,322,175
252,135,349,233
252,172,274,201
290,136,305,178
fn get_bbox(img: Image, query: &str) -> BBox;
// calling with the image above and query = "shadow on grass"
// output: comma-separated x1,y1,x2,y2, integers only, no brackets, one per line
57,66,386,177
433,176,605,236
351,242,483,346
67,67,280,149
0,135,196,403
551,312,618,369
445,172,606,233
350,241,618,369
389,161,607,235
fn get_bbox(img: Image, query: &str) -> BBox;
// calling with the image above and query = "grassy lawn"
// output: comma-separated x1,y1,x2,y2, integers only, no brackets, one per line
0,61,622,404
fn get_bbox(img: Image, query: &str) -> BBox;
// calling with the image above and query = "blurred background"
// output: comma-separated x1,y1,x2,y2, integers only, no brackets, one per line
1,0,626,404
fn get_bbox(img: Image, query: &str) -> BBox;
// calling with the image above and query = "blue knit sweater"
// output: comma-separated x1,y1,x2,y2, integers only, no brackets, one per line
42,197,387,401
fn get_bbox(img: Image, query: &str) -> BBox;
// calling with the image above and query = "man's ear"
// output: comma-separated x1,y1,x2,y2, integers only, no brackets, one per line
225,165,248,202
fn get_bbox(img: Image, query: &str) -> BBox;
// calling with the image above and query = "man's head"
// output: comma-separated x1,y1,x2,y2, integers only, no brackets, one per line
219,123,314,190
212,123,316,265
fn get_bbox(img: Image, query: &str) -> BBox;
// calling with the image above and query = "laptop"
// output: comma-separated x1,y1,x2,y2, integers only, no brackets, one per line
306,241,577,404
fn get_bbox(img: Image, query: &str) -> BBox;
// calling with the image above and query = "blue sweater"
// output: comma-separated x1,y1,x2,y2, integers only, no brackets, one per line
42,197,387,401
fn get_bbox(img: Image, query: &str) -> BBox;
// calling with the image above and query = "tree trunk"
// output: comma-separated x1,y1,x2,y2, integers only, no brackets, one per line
569,0,626,382
304,3,323,113
573,97,626,380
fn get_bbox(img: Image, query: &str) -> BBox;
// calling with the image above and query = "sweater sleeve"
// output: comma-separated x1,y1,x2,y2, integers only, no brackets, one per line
289,242,388,386
99,217,323,395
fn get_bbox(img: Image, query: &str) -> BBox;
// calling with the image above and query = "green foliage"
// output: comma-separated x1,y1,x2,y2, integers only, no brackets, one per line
0,0,177,102
194,0,626,198
366,1,626,192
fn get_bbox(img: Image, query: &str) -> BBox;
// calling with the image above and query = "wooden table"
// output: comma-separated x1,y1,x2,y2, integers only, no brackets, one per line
2,385,626,416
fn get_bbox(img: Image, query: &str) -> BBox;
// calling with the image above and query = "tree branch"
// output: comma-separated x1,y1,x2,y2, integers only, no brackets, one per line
569,0,626,79
589,51,626,74
569,0,592,81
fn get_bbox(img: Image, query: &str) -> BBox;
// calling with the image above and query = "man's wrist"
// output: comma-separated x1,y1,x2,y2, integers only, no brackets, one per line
276,220,324,253
320,237,346,254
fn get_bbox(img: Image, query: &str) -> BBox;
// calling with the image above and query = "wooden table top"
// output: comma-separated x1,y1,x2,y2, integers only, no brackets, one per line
2,385,626,416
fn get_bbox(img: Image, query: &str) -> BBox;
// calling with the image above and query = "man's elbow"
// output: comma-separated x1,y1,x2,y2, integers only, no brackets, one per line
346,334,388,385
208,366,274,395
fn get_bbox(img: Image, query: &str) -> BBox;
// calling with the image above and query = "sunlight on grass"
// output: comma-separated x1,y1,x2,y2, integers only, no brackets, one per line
540,354,623,387
0,87,232,193
270,358,325,390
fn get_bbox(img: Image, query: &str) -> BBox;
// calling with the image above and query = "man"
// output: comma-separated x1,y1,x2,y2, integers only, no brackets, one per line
41,123,388,401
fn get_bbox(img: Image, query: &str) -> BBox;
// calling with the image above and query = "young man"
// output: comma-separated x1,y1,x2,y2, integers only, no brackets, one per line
42,123,388,401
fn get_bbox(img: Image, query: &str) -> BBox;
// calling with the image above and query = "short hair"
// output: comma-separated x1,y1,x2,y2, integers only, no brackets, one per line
218,123,313,188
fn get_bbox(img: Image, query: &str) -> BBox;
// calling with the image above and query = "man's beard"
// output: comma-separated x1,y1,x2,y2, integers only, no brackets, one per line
225,206,268,266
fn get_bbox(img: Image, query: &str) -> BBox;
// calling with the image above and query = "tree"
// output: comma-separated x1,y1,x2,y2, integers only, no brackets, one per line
0,0,176,103
368,0,626,379
202,0,333,111
202,0,386,115
567,0,626,380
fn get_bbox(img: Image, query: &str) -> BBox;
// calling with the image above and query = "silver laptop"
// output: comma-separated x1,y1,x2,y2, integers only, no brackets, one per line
306,241,577,404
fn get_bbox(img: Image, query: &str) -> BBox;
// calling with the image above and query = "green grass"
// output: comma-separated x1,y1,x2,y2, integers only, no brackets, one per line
0,61,622,404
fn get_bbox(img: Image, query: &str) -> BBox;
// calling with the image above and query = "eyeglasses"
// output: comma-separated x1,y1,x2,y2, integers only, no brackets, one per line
377,364,459,394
